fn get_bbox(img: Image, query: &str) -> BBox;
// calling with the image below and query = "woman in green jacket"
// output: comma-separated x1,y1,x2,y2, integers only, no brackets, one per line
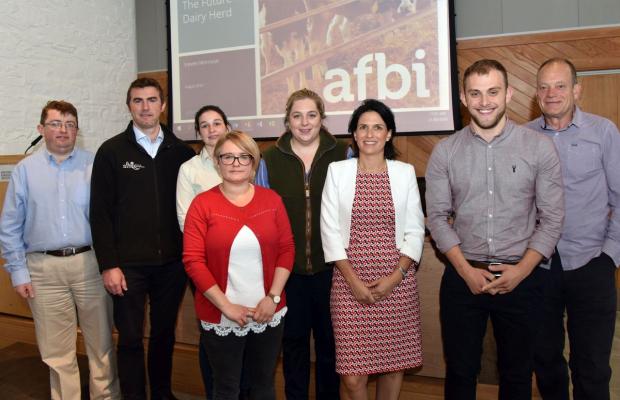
256,88,349,399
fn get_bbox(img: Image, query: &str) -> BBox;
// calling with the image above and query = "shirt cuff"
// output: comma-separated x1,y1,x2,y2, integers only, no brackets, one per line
527,238,556,260
433,229,461,255
10,267,32,287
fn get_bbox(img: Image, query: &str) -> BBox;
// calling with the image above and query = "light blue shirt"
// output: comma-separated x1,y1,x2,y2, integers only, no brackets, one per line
134,124,164,158
527,107,620,270
0,148,94,286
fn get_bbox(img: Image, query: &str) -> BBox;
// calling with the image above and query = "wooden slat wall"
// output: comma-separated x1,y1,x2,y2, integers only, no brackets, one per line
400,26,620,177
0,156,32,317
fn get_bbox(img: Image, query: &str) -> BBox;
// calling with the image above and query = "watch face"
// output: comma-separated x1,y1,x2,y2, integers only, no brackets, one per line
272,295,281,304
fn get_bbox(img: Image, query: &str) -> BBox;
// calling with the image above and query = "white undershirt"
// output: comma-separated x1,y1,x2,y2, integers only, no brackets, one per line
221,225,264,325
201,225,286,336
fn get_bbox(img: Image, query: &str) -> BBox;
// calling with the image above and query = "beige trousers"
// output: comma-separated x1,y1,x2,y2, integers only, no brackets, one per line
26,250,120,400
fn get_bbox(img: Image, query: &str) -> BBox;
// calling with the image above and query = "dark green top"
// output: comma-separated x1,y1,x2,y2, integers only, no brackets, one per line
261,130,349,274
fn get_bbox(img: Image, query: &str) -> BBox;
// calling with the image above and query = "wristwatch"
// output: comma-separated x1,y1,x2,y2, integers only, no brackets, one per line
268,293,281,305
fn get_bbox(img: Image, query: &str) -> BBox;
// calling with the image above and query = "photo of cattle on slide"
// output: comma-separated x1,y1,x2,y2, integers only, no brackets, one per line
259,0,438,114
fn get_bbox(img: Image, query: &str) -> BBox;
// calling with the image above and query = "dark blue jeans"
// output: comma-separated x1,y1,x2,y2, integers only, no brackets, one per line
534,252,617,400
282,270,339,400
440,263,545,400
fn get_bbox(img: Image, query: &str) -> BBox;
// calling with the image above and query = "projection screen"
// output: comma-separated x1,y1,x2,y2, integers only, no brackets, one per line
169,0,460,140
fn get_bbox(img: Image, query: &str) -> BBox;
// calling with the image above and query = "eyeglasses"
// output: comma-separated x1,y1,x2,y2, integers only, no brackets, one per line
45,121,78,130
219,153,253,166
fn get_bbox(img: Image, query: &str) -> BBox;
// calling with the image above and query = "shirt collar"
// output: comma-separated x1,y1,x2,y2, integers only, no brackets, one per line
133,124,163,144
467,118,514,144
540,106,582,132
43,147,77,165
200,147,214,162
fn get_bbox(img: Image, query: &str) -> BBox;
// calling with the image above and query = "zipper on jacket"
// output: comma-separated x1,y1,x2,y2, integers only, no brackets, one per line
279,133,338,274
304,176,312,273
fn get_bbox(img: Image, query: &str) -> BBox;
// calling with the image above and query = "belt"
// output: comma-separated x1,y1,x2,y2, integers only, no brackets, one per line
467,259,517,276
41,246,91,257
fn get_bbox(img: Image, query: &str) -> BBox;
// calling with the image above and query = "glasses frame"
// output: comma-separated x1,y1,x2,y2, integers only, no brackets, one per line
44,121,78,131
218,153,254,166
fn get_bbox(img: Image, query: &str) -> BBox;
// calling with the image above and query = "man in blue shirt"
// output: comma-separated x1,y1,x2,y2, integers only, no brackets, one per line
527,58,620,400
0,100,120,400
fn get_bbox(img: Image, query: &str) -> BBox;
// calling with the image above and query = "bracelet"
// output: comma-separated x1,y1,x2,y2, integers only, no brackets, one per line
397,266,407,280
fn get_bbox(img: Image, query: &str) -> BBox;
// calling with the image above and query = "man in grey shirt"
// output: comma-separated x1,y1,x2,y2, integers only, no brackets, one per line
527,58,620,400
426,59,564,400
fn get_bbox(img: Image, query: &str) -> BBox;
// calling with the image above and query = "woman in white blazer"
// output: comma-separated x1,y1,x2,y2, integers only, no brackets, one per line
320,99,425,400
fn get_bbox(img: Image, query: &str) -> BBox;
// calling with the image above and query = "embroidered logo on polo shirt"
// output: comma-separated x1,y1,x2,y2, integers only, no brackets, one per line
122,161,145,171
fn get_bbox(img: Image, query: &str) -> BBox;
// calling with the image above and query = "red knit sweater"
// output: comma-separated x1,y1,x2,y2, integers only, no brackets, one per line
183,185,295,323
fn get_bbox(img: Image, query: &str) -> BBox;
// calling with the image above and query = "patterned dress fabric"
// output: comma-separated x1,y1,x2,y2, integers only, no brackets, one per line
330,170,423,375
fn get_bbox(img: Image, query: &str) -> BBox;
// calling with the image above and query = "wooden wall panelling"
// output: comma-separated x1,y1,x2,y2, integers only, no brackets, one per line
579,73,620,124
0,155,31,318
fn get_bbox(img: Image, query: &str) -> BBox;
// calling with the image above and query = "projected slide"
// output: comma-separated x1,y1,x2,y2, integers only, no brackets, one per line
169,0,457,140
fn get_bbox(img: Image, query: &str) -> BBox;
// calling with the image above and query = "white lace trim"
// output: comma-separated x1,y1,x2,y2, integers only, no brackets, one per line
201,307,287,337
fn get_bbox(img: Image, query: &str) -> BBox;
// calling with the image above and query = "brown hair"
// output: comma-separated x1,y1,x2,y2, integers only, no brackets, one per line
462,59,508,91
40,100,78,127
126,77,164,105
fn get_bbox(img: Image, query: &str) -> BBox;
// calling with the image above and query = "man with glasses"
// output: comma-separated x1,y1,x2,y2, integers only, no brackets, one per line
90,78,194,400
0,100,120,400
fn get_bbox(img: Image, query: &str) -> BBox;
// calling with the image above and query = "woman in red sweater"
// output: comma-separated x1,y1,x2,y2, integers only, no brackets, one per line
183,131,295,399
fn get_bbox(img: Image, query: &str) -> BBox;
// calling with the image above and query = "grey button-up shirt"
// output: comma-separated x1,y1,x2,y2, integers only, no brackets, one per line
426,120,564,263
527,107,620,270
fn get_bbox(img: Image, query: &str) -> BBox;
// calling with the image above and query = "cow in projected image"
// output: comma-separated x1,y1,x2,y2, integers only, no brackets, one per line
259,0,309,93
259,0,426,93
306,0,421,83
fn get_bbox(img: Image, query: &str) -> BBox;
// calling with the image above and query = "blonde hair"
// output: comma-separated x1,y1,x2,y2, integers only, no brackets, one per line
284,88,326,130
213,130,261,178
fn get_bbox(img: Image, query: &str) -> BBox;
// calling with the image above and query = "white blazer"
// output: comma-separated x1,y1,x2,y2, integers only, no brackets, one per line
320,158,425,263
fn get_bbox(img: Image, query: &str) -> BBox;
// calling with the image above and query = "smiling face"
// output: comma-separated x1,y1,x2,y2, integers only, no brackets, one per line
37,109,78,157
536,61,580,129
287,98,322,146
198,110,228,149
353,111,392,157
461,68,512,137
127,86,166,132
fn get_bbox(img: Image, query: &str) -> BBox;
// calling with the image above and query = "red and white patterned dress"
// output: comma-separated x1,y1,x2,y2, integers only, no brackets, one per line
330,170,423,375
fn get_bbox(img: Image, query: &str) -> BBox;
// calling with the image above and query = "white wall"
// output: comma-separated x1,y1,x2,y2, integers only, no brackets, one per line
454,0,620,38
1,0,137,155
